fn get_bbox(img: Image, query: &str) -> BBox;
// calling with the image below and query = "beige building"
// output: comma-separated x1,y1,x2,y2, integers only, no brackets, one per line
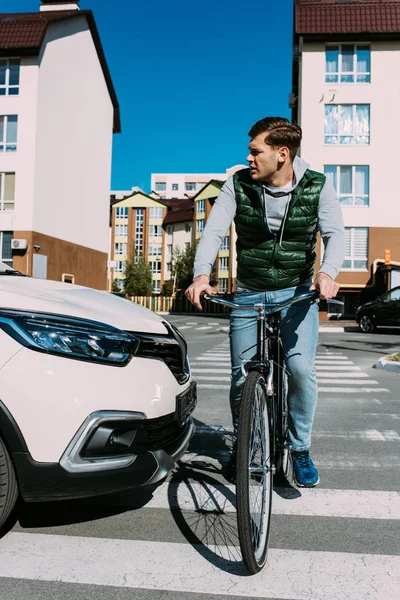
0,0,119,289
293,0,400,312
151,165,245,199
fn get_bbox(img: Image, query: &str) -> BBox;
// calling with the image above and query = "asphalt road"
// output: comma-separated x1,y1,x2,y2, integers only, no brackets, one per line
1,317,399,600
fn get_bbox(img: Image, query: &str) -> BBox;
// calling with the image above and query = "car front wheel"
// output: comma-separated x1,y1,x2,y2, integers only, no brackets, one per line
359,315,375,333
0,436,18,530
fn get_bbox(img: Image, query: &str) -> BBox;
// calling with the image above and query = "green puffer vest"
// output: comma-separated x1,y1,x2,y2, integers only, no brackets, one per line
233,168,326,290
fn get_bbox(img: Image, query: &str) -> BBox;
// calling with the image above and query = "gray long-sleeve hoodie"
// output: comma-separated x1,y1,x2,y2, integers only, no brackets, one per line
193,157,345,285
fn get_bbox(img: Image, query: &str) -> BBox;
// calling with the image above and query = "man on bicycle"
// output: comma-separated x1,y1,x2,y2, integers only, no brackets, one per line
185,117,345,487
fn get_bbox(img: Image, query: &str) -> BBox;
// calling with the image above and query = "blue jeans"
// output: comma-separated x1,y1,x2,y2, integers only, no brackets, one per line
229,282,318,452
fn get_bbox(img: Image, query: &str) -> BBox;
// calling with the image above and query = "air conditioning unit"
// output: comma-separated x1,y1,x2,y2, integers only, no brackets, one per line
11,239,28,250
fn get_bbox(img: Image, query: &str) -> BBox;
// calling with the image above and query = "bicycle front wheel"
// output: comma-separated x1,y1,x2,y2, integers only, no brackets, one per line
236,370,273,574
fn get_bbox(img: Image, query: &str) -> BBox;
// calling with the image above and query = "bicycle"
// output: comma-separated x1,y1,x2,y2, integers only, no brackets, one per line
203,290,343,574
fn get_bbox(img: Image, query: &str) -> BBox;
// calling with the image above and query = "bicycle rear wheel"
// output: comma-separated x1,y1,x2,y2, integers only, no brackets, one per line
236,370,273,574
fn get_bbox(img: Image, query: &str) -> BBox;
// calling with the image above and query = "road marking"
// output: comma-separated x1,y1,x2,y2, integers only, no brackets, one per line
194,356,230,361
318,387,389,393
177,325,192,330
317,372,374,378
197,384,230,390
315,360,354,365
196,326,213,331
1,533,399,599
315,366,361,371
312,430,400,441
316,355,347,359
194,376,231,381
317,379,379,385
141,482,400,519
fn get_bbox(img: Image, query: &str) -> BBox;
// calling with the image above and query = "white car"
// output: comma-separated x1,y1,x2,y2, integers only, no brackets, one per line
0,263,196,528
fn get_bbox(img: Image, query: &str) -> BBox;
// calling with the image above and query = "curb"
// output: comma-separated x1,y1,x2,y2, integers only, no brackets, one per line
375,357,400,373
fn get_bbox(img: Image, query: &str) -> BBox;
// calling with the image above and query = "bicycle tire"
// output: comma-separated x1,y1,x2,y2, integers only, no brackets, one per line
0,436,18,530
236,370,273,574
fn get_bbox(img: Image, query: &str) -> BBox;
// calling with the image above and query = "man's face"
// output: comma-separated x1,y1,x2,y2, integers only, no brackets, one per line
246,132,282,182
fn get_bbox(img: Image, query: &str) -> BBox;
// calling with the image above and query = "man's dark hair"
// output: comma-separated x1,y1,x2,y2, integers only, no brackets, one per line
248,117,302,162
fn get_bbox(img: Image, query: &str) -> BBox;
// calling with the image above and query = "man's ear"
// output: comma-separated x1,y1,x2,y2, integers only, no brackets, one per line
278,146,290,163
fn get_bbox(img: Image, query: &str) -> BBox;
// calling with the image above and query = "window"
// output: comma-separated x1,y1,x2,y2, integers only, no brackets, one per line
0,60,20,96
185,223,191,233
0,116,17,152
152,279,161,294
325,105,370,145
220,236,230,251
382,288,400,302
155,182,166,191
0,173,15,211
167,262,172,276
197,199,205,214
150,206,163,219
343,227,368,270
324,165,369,206
172,183,179,191
167,244,173,258
219,257,228,271
185,182,196,191
116,206,128,218
115,224,128,237
114,260,126,273
149,243,162,257
196,219,204,234
149,261,161,274
114,242,128,256
135,208,144,259
218,278,228,293
166,225,173,235
0,231,12,266
325,45,370,84
149,224,162,237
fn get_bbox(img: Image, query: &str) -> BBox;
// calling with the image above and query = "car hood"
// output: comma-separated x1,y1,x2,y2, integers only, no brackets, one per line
357,300,378,312
0,277,169,334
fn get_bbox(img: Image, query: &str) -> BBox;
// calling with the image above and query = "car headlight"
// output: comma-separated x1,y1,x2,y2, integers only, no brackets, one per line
0,310,139,366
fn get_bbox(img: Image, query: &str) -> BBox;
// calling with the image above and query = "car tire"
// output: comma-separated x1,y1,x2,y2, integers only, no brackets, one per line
359,315,375,333
0,436,18,530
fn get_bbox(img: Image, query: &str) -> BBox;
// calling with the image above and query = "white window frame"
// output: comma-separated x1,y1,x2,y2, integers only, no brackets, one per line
150,206,163,219
149,261,161,274
342,227,368,271
115,224,128,237
0,60,20,96
114,242,128,256
172,183,179,191
0,172,15,211
197,199,205,213
324,104,370,145
324,165,369,207
219,257,228,272
149,224,162,238
152,279,161,294
325,44,371,84
114,260,126,273
155,182,166,191
135,208,144,259
116,206,128,218
148,243,162,257
0,231,12,266
185,182,196,191
218,278,228,293
220,236,230,251
196,219,204,234
0,115,18,152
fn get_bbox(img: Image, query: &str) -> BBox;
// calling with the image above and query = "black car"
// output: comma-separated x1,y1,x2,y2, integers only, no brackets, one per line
356,286,400,332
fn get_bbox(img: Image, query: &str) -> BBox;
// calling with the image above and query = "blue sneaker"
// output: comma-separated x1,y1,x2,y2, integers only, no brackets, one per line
292,450,319,487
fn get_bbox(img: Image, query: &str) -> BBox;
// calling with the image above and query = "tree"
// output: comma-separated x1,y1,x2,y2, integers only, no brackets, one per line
124,245,153,296
111,279,121,293
161,279,174,296
171,243,197,291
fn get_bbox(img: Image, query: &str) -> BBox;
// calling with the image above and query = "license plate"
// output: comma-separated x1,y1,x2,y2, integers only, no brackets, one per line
176,381,197,426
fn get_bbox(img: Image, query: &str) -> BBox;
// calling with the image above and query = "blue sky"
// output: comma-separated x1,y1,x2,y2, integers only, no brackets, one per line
5,0,294,192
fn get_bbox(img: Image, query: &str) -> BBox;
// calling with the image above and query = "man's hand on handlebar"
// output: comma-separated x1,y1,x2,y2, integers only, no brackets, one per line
310,272,340,300
185,275,213,311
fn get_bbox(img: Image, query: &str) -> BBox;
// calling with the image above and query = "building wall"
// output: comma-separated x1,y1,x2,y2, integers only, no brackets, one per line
151,165,246,199
33,16,114,253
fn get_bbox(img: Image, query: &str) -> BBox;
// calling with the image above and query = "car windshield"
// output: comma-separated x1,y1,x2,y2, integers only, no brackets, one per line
0,261,24,276
381,287,400,302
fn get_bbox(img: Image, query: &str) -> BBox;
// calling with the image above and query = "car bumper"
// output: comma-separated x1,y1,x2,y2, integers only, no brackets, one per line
13,418,196,502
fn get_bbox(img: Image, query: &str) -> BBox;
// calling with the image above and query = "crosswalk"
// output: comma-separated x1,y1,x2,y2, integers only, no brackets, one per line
0,341,398,599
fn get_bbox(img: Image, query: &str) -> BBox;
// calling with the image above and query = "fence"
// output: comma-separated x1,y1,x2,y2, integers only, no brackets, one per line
129,294,233,314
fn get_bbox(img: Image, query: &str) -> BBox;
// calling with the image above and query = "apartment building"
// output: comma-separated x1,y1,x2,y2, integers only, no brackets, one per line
163,199,194,284
109,192,168,293
0,0,119,288
293,0,400,311
193,180,237,294
151,164,246,199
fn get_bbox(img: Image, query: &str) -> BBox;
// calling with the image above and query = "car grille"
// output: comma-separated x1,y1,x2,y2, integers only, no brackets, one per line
133,413,187,452
127,324,189,384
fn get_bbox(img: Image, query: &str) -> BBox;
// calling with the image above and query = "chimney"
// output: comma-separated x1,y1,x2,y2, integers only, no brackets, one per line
40,0,80,11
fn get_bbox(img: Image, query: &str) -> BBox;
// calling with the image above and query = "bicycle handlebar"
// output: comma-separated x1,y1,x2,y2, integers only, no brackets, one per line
203,291,344,313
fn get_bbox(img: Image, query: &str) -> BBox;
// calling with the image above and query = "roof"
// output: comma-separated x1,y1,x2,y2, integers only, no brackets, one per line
163,199,194,225
0,10,120,133
295,0,400,35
